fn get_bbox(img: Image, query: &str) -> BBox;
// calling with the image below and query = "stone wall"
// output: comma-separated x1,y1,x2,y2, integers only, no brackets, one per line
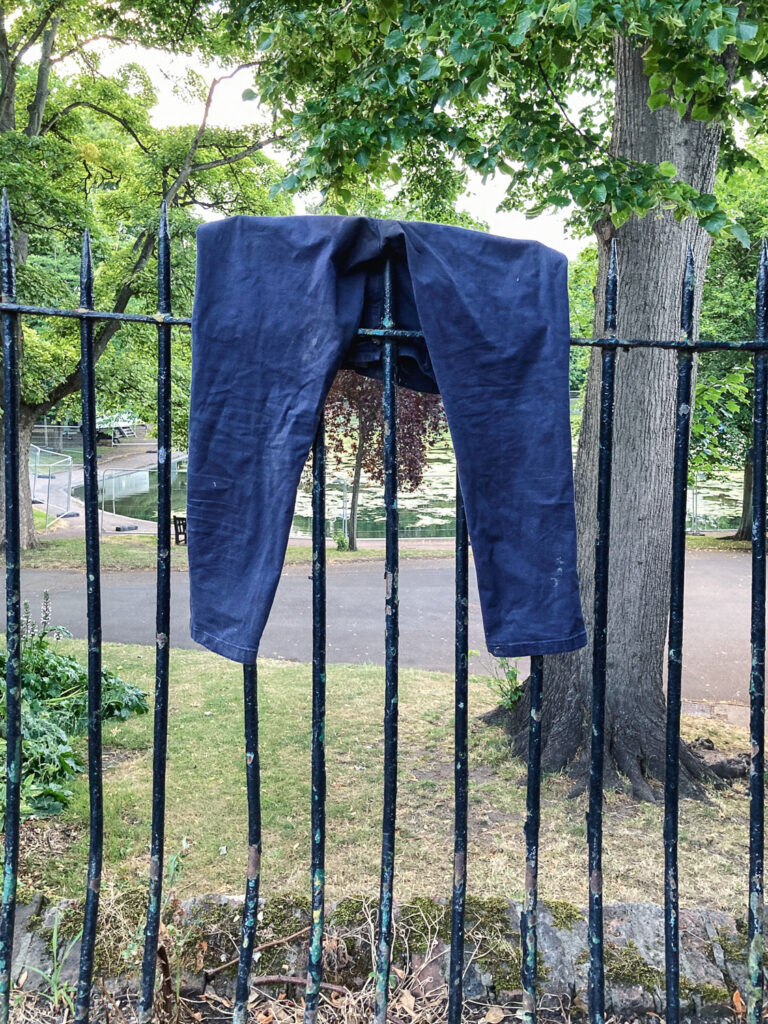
11,894,749,1020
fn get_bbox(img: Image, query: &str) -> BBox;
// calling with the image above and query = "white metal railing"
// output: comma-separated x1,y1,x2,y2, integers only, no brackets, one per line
29,444,74,529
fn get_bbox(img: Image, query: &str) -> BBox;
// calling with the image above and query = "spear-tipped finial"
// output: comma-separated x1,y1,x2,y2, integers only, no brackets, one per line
79,229,94,308
681,245,695,341
756,239,768,343
603,238,618,334
1,188,16,300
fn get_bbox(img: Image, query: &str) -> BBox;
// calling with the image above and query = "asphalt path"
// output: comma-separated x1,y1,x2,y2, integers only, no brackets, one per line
17,549,754,704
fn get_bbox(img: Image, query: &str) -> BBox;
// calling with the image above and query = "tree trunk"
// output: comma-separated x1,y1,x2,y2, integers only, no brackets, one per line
506,36,722,800
18,408,38,549
0,405,38,551
733,457,753,542
0,25,16,134
348,421,366,552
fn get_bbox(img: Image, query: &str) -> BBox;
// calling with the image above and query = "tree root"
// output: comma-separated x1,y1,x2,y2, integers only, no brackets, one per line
496,676,715,803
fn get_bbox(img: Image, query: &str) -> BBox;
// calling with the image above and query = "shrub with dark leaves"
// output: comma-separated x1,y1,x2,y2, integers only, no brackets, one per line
0,593,148,823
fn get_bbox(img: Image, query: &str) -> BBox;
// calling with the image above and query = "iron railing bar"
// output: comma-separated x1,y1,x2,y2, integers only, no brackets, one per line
356,328,425,339
74,229,104,1024
138,203,173,1023
305,417,328,1024
587,239,618,1024
448,478,469,1024
0,191,21,1024
747,240,768,1024
233,664,263,1024
0,303,193,326
4,300,768,352
374,258,400,1024
663,247,696,1024
521,654,544,1024
573,339,768,351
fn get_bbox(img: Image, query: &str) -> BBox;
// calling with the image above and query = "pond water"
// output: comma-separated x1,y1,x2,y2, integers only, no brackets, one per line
75,447,746,536
73,460,188,523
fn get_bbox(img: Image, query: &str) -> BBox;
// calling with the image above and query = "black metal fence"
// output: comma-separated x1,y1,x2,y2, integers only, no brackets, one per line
0,190,767,1024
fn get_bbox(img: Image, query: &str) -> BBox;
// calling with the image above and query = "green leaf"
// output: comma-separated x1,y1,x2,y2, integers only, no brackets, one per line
576,1,594,28
700,210,728,233
735,20,758,41
384,29,405,48
242,88,257,101
691,102,716,120
705,25,728,52
730,223,751,249
417,54,441,80
648,92,670,110
739,101,760,120
551,40,572,69
476,12,497,30
448,40,475,65
658,161,677,178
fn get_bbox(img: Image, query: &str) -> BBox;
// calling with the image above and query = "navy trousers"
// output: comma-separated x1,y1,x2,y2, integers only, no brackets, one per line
188,215,587,663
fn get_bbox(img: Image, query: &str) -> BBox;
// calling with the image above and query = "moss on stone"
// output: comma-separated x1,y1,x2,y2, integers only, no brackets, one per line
51,900,84,944
679,978,730,1005
604,941,663,991
42,886,147,977
395,897,451,955
716,926,747,965
464,896,513,935
253,892,313,978
600,941,730,1009
545,900,583,931
330,895,377,930
176,896,244,977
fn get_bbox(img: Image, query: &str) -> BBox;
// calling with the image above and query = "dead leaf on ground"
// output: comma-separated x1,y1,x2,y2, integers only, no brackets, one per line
398,990,416,1015
486,1006,506,1024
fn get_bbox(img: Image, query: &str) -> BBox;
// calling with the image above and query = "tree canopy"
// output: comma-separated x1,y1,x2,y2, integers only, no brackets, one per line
234,0,766,243
0,0,293,544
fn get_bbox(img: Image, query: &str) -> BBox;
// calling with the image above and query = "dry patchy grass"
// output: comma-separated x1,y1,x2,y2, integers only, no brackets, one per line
19,641,754,916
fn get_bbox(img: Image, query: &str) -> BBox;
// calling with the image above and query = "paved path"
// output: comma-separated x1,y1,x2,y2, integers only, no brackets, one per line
16,549,759,707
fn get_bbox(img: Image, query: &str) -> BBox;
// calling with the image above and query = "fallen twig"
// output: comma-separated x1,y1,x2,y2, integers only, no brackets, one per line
250,974,350,995
205,925,312,980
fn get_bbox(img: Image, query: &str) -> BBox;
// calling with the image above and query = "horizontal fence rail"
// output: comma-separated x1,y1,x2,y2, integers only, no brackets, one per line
1,190,768,1024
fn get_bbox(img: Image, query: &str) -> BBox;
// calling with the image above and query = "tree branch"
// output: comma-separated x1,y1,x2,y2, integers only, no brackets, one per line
535,59,630,169
40,101,153,152
10,2,60,67
190,134,284,173
35,225,158,415
31,66,277,417
49,34,125,64
0,9,10,66
162,61,263,205
24,16,59,137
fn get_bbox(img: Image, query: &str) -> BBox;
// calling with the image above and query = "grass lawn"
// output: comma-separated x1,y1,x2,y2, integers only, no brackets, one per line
685,534,751,552
16,535,451,571
19,640,753,916
14,531,754,573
